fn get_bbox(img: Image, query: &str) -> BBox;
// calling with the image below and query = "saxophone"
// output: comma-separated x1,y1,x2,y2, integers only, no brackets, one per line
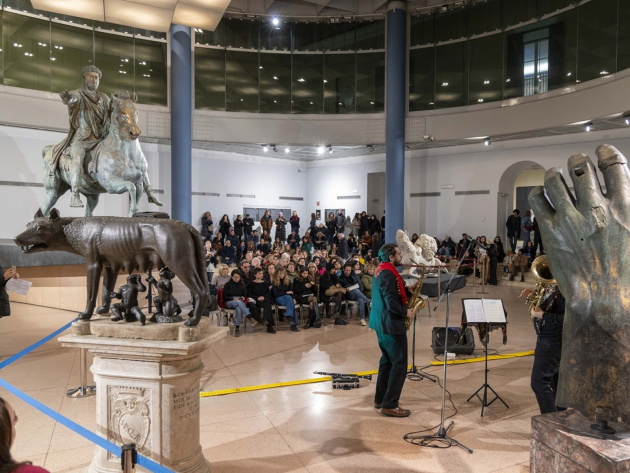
525,255,556,321
405,264,427,330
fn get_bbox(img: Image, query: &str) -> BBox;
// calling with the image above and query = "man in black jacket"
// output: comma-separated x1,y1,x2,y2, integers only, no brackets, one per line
506,209,521,252
523,285,565,414
368,243,414,417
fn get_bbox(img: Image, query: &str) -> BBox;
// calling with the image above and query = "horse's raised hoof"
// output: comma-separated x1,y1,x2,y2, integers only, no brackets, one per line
184,317,200,327
95,306,109,314
148,195,163,206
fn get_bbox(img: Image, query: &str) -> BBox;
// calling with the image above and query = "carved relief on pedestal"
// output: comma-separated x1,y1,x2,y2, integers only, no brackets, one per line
108,386,151,456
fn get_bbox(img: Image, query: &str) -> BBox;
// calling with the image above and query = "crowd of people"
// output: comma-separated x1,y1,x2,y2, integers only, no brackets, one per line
198,209,386,336
196,207,545,335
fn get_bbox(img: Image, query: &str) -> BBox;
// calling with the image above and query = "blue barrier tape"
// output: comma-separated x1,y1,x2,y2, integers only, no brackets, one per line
0,319,76,370
0,378,175,473
0,322,178,473
0,378,118,453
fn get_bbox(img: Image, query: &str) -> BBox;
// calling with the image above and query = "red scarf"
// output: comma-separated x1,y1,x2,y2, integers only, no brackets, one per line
375,262,407,305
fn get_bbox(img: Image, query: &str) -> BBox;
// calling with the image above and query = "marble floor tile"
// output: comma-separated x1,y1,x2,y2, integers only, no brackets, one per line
1,279,545,472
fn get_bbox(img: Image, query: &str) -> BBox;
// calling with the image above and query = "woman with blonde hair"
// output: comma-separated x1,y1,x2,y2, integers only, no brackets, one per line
271,266,299,332
212,263,231,289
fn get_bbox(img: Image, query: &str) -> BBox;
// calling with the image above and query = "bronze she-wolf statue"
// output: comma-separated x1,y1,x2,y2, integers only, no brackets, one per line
530,144,630,425
14,209,208,327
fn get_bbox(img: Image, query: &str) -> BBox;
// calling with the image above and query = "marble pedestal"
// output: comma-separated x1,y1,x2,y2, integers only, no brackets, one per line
531,409,630,473
59,318,228,473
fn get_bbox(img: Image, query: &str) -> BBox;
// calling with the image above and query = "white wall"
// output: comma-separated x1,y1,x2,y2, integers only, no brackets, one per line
3,123,630,245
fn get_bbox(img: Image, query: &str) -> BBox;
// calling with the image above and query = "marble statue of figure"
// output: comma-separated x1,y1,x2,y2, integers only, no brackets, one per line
396,230,447,276
109,274,147,325
530,144,630,425
42,65,162,217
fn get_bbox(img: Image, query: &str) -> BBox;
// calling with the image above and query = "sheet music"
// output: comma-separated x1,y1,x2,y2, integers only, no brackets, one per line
482,299,506,323
463,298,506,323
463,299,486,323
6,278,32,296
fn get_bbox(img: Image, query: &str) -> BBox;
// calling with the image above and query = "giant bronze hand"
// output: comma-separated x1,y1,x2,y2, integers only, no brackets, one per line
529,144,630,424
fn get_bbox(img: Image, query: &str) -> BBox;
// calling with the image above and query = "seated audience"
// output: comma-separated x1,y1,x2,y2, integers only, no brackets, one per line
339,262,371,326
271,266,300,332
248,267,275,333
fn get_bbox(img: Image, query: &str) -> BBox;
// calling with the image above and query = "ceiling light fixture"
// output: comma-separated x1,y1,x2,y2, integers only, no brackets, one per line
317,146,325,154
285,147,290,153
272,17,279,26
328,145,333,154
263,145,269,152
585,122,593,132
484,139,491,146
624,115,630,125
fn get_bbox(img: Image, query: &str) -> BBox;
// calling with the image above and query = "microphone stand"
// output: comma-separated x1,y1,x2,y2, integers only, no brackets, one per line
404,239,474,453
407,302,438,382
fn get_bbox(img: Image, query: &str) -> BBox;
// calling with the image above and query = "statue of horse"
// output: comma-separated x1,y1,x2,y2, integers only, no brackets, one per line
40,91,163,217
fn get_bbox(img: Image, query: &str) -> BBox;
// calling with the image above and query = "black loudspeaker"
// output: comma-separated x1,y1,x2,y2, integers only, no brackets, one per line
431,327,475,355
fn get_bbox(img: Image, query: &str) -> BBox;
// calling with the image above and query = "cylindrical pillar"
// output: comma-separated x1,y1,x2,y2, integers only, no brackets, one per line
170,25,192,224
385,1,407,244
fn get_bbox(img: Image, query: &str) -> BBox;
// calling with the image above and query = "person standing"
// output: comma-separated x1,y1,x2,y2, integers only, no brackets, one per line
289,210,300,235
1,266,19,318
531,216,544,256
520,210,532,248
260,210,273,235
368,243,414,417
50,65,111,208
506,209,521,252
336,209,346,234
243,214,255,242
521,285,565,414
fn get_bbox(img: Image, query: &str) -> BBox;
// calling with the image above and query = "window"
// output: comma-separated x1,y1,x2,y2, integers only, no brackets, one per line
523,29,549,96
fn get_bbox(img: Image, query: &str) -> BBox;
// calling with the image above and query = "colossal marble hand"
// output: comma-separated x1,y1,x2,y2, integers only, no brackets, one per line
529,144,630,424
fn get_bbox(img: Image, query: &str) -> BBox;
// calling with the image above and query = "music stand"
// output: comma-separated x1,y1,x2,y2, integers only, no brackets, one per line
462,298,509,417
404,239,474,453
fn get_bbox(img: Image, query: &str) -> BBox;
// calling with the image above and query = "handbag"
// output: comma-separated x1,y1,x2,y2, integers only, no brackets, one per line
325,286,347,296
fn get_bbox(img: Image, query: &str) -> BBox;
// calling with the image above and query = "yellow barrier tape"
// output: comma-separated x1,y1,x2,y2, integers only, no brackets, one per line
429,350,535,365
198,355,534,398
199,369,380,397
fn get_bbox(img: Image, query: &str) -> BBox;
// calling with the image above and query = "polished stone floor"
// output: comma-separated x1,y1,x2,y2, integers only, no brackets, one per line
0,275,538,472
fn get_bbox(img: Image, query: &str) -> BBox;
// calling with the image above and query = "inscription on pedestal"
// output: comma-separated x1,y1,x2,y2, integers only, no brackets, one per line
172,385,199,421
109,386,151,455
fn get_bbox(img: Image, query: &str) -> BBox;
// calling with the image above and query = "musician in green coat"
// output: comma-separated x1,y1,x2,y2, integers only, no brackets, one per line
368,243,414,418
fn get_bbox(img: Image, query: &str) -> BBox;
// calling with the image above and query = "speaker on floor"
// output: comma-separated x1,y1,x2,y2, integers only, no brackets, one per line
431,326,475,355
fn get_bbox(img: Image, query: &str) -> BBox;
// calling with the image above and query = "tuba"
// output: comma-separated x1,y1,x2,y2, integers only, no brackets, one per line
405,264,427,330
525,255,556,320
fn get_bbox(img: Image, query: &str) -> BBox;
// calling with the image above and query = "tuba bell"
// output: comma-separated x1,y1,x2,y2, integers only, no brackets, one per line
525,255,556,320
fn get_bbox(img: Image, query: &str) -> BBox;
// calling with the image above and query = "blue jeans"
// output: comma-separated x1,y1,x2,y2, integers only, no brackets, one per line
438,248,450,257
347,289,371,319
226,299,250,326
274,294,298,326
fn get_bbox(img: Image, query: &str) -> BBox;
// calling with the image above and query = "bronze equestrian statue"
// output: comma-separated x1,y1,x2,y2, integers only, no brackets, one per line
43,65,162,217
